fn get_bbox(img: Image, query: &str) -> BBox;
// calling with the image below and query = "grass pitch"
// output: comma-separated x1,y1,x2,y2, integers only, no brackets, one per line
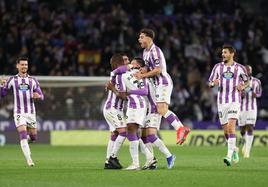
0,145,267,187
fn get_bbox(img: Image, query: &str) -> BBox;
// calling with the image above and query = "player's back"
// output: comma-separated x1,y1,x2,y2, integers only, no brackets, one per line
241,77,262,111
121,70,147,109
104,75,124,111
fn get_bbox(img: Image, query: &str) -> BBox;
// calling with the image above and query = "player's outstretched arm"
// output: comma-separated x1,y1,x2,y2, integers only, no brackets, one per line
134,67,161,80
0,76,11,97
111,64,133,76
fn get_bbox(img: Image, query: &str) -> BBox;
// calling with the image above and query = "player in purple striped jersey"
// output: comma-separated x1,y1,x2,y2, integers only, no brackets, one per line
107,57,156,170
103,54,127,169
135,28,190,145
132,59,176,169
0,57,44,166
239,65,262,158
120,58,154,170
208,45,249,166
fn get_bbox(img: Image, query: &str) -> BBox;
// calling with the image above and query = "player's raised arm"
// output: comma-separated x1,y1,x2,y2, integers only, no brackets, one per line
0,76,13,97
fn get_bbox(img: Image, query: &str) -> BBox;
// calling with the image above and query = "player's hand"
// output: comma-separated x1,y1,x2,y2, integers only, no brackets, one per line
33,92,41,99
213,79,219,86
0,76,7,86
117,92,127,100
237,82,244,91
133,72,143,80
252,92,257,98
106,81,115,91
209,79,219,87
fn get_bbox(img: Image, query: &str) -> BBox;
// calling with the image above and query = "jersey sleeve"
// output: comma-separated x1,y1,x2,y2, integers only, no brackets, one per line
151,47,161,68
239,65,249,82
208,64,219,82
33,77,44,100
255,79,262,97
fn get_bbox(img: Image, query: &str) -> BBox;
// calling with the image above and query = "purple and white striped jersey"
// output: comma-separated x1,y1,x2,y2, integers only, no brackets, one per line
120,70,147,109
145,78,157,114
143,43,172,86
241,77,262,111
104,74,124,111
0,74,44,114
208,62,248,105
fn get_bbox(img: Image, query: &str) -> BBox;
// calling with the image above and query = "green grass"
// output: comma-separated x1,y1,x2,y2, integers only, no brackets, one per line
0,145,267,187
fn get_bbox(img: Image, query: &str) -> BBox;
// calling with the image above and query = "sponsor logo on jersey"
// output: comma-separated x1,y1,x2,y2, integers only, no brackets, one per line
223,70,234,80
18,83,30,91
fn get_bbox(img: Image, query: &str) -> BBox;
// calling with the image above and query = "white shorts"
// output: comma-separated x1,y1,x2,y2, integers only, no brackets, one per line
155,84,173,105
239,110,257,126
217,102,240,125
103,108,126,131
144,113,162,130
126,107,147,127
14,113,37,128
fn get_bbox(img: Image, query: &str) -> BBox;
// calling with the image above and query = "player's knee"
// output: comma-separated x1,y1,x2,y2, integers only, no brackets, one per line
247,126,254,134
19,131,28,140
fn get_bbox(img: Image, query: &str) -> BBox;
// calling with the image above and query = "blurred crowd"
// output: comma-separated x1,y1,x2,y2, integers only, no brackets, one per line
0,0,268,121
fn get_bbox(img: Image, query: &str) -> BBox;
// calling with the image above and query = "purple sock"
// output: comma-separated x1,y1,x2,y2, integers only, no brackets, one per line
147,134,157,143
30,134,37,142
127,133,138,141
19,131,27,140
165,113,177,124
111,134,118,141
247,131,253,136
229,134,236,138
119,131,127,137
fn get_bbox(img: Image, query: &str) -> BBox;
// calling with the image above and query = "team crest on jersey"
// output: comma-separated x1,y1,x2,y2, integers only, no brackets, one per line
223,70,234,80
19,83,30,91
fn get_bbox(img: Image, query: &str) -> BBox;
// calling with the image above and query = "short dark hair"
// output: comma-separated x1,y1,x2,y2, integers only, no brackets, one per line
140,28,155,40
222,44,236,54
110,54,124,66
133,57,145,67
16,57,28,64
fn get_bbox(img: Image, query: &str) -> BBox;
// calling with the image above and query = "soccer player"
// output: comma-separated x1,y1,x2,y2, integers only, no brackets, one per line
0,57,44,166
208,45,248,166
103,54,128,169
109,57,154,170
132,58,176,169
135,28,190,144
239,65,262,158
107,58,157,170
